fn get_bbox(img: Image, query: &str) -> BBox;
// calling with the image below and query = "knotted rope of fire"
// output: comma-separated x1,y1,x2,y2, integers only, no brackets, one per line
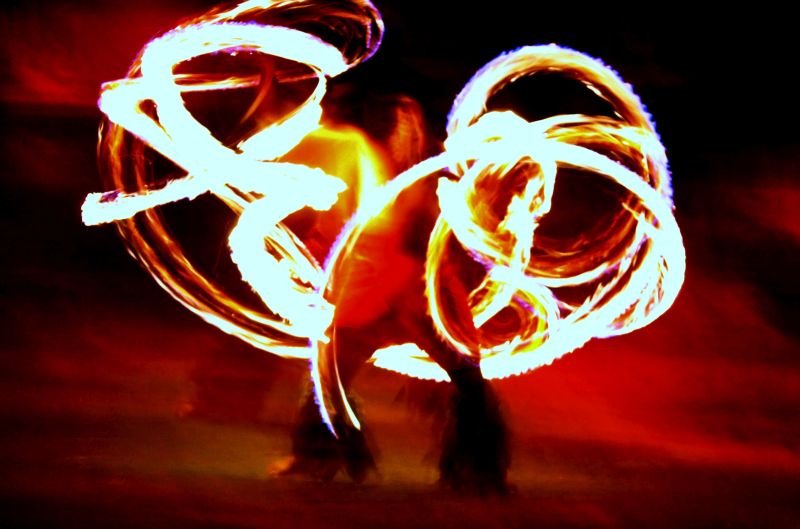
82,0,684,433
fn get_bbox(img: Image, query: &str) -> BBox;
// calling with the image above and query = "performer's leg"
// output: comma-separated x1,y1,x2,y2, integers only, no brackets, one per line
273,384,340,481
330,325,379,483
439,364,511,494
275,324,380,482
410,319,511,494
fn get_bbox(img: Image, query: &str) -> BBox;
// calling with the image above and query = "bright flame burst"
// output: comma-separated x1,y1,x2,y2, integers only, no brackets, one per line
83,0,385,358
82,0,685,434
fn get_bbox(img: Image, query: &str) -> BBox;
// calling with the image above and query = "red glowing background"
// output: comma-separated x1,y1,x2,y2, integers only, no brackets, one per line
1,2,798,527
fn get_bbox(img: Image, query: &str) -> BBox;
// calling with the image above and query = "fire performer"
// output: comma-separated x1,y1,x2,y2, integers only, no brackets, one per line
82,0,684,494
280,173,511,492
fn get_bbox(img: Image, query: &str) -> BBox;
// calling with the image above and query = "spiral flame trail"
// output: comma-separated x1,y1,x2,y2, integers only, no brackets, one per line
83,0,384,358
81,1,684,435
315,46,684,430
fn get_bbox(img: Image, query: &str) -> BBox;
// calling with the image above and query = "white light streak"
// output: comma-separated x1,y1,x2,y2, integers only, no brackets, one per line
83,2,684,439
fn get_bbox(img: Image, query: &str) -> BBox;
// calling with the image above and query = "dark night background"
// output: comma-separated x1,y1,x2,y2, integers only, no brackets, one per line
1,1,799,527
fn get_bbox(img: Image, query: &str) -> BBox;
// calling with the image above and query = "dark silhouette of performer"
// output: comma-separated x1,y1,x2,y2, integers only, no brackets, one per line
278,170,511,494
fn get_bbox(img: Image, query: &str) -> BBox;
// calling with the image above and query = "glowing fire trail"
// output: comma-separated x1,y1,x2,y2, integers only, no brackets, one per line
83,0,384,358
316,46,685,431
81,1,684,435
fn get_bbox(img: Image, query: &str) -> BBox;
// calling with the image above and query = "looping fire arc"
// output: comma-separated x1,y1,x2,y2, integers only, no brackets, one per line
82,0,685,434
